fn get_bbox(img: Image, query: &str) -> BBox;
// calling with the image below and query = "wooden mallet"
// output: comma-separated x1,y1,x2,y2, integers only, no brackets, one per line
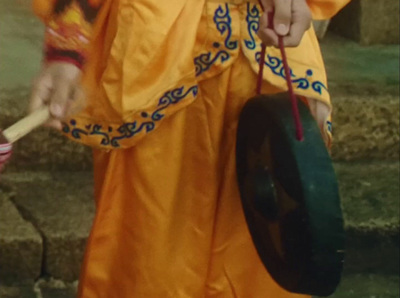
0,107,50,169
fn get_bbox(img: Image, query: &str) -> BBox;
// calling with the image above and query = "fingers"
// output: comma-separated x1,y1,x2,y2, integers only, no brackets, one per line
258,12,279,47
43,119,63,130
273,0,292,36
30,71,62,130
283,0,311,47
29,73,52,114
46,79,79,130
49,75,72,119
29,62,83,130
282,18,309,47
258,0,312,48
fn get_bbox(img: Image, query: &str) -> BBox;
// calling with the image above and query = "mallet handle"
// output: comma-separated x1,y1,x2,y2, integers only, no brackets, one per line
3,107,50,144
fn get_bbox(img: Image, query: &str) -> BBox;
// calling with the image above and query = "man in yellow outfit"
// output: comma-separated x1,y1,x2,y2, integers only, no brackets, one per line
30,0,350,297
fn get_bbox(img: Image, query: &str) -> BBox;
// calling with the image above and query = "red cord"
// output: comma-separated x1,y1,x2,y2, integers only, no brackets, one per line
256,5,304,141
256,44,266,94
278,37,304,141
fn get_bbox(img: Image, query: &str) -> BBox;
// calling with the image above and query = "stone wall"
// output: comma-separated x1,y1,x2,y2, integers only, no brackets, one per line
330,0,400,45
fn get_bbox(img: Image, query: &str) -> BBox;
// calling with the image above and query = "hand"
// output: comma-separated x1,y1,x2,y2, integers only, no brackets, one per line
29,62,85,130
258,0,312,47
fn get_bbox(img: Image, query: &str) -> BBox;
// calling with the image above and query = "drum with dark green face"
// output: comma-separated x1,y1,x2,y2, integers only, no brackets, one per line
236,93,345,297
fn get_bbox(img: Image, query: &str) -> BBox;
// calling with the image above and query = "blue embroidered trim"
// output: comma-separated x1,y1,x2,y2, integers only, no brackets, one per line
62,85,198,148
244,3,260,50
245,4,327,95
254,52,328,94
327,121,333,133
194,4,238,77
312,81,329,95
195,50,230,76
213,4,238,50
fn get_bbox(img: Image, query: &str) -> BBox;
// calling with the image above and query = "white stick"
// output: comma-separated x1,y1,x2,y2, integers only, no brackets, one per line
2,107,50,144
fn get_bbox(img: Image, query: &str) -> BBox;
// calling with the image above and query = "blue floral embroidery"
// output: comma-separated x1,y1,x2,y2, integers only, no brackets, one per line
254,52,327,94
312,81,328,94
245,4,328,95
89,124,113,145
194,4,238,77
62,85,198,148
327,121,333,133
244,3,260,50
213,4,238,50
65,119,88,139
194,50,230,76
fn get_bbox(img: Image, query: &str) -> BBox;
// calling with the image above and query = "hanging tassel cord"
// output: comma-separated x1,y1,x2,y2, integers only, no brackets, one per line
256,2,304,141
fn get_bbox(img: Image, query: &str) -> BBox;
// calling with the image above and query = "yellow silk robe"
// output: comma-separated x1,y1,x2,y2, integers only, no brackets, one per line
33,0,350,297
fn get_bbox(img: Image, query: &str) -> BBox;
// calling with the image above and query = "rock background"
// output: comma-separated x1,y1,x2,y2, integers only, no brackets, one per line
329,0,400,45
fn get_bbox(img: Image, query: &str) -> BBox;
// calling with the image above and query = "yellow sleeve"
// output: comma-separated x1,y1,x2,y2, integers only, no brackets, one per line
33,0,103,22
32,0,102,68
32,0,57,22
307,0,352,20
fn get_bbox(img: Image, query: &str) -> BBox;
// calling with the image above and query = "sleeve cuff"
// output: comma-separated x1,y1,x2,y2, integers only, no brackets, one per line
45,47,86,69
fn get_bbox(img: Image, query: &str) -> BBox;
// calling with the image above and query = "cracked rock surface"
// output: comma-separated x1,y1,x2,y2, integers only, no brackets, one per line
0,190,42,283
1,172,94,282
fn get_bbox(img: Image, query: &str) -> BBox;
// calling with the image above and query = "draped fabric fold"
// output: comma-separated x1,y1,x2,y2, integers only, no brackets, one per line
32,0,350,149
31,1,350,297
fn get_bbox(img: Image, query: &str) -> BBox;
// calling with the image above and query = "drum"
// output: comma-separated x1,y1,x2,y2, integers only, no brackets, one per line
236,93,345,297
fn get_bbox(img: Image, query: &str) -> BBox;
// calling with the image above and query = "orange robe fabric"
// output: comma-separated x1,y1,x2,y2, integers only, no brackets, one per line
33,0,350,297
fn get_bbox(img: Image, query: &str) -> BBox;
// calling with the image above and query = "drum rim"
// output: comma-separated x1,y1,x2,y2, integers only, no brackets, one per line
236,94,345,296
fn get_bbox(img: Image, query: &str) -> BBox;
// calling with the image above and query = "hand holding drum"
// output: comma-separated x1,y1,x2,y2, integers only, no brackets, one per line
236,1,345,296
258,0,312,47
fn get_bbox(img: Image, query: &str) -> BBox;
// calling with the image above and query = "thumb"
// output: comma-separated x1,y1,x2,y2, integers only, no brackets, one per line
29,74,52,114
273,0,292,36
49,79,71,119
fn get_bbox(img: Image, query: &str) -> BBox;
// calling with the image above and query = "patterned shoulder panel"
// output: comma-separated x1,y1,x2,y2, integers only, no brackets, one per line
44,0,101,68
240,2,329,99
62,83,199,148
194,1,328,100
53,0,101,23
59,1,331,149
194,2,240,81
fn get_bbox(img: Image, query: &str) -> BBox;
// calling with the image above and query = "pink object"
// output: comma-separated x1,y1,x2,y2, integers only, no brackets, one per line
0,141,12,171
0,106,50,171
0,107,50,173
